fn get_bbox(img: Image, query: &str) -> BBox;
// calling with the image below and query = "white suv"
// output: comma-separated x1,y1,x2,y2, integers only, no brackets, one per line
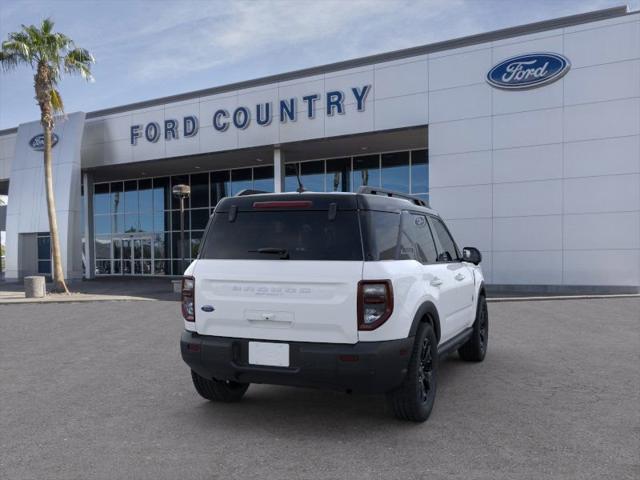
180,187,488,422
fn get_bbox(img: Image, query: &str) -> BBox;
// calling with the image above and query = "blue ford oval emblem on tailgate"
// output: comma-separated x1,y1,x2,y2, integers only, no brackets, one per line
487,53,570,90
201,305,214,312
29,133,59,151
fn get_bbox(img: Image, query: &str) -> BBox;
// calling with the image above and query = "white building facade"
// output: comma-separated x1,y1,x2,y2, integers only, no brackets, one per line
0,6,638,293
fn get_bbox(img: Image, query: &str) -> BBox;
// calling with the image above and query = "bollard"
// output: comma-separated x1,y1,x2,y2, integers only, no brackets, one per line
24,276,46,298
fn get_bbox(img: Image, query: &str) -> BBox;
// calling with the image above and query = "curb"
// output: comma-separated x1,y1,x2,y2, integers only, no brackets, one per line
0,296,161,305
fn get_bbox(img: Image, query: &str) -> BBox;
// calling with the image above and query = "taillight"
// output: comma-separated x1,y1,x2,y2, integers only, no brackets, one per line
357,280,393,330
182,276,195,322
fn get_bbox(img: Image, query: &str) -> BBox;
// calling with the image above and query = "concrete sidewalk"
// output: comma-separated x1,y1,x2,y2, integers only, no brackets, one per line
0,277,179,304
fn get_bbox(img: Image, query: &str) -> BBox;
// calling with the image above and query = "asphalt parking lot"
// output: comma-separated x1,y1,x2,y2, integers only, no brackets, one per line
1,297,638,480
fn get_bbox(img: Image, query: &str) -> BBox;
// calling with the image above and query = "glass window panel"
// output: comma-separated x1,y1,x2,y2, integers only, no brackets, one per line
153,233,168,258
381,151,410,193
191,208,210,230
124,213,139,233
172,210,190,231
95,237,111,259
171,175,190,209
139,212,153,232
134,261,142,274
253,166,274,192
428,217,460,262
37,235,51,260
112,214,124,234
138,179,153,212
301,160,325,192
230,168,252,195
113,261,122,274
123,260,132,275
360,211,401,261
113,238,122,260
154,260,169,275
110,182,123,215
142,239,152,259
153,177,171,211
210,171,230,206
95,215,111,235
326,158,350,192
94,183,110,214
38,260,51,274
153,211,169,232
124,180,138,213
95,260,111,275
352,155,380,191
122,239,132,261
172,232,189,260
285,163,300,192
172,260,187,276
142,260,152,274
190,231,203,258
411,149,429,194
399,212,438,264
190,173,209,208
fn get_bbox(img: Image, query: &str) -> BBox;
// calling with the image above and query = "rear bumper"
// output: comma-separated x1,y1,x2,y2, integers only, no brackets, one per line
180,331,414,394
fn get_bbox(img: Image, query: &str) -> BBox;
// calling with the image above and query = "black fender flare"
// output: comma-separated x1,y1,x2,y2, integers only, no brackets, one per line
478,280,486,299
408,301,441,342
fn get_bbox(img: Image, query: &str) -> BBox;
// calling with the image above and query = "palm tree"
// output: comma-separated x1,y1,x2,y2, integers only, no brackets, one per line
0,18,94,293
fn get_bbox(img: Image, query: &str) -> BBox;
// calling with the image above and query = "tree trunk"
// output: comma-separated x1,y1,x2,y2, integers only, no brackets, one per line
43,122,69,294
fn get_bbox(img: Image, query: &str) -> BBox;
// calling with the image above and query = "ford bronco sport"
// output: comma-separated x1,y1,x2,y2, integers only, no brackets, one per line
180,187,488,422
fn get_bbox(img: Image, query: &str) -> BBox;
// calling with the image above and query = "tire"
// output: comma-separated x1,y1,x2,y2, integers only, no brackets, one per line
190,370,249,402
386,322,438,422
458,294,488,362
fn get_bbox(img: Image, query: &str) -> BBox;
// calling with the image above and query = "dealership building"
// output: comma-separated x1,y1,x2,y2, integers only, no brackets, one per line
0,5,639,292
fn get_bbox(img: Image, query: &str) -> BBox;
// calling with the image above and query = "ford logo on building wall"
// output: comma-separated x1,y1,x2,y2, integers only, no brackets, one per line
29,133,59,151
487,53,570,90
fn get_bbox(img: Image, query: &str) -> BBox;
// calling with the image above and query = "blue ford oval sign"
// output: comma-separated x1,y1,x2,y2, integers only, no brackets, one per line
29,133,59,151
487,53,570,90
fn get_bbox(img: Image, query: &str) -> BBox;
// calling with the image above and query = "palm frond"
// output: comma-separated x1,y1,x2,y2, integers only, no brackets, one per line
50,88,64,113
64,47,94,81
41,17,54,35
0,51,20,70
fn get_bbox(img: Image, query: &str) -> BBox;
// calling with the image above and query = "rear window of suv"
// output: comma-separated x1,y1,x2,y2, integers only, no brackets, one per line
200,210,363,261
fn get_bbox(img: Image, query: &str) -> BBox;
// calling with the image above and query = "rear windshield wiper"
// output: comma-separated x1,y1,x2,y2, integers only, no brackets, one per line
249,247,290,259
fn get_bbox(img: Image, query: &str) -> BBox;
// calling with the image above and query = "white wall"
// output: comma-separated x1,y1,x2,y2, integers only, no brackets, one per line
81,57,429,168
0,133,16,181
428,12,640,288
5,113,85,280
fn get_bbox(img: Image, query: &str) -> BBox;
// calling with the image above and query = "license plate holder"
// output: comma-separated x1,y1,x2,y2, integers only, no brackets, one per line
248,341,290,367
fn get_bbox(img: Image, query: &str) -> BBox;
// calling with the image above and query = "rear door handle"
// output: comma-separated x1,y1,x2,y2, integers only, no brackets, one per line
455,273,465,281
430,277,443,287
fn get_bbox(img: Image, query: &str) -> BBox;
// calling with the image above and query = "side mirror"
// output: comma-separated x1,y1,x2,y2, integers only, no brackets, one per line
462,247,482,265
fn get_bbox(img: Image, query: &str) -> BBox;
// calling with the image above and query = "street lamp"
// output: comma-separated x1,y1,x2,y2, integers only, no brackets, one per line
172,184,191,274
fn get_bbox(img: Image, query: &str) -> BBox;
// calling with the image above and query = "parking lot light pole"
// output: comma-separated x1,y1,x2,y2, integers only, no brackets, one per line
172,184,191,274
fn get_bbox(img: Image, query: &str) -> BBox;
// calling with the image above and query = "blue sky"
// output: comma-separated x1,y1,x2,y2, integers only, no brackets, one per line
0,0,634,130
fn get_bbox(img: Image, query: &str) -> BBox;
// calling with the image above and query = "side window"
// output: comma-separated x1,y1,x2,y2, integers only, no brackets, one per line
428,217,460,262
361,211,401,261
399,212,438,263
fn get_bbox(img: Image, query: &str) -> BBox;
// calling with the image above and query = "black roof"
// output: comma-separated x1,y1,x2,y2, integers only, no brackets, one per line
215,191,437,215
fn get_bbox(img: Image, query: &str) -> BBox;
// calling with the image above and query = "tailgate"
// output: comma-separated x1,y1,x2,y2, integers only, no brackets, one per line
194,260,363,344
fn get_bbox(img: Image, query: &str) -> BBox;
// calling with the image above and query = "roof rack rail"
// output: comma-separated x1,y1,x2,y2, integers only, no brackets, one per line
357,186,429,207
234,189,269,197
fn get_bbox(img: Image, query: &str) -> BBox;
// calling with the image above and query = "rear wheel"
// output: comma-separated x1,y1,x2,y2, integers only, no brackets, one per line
458,294,488,362
386,322,437,422
190,370,249,402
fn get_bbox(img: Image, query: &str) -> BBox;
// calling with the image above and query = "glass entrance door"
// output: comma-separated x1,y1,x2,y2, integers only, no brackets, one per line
113,236,153,275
